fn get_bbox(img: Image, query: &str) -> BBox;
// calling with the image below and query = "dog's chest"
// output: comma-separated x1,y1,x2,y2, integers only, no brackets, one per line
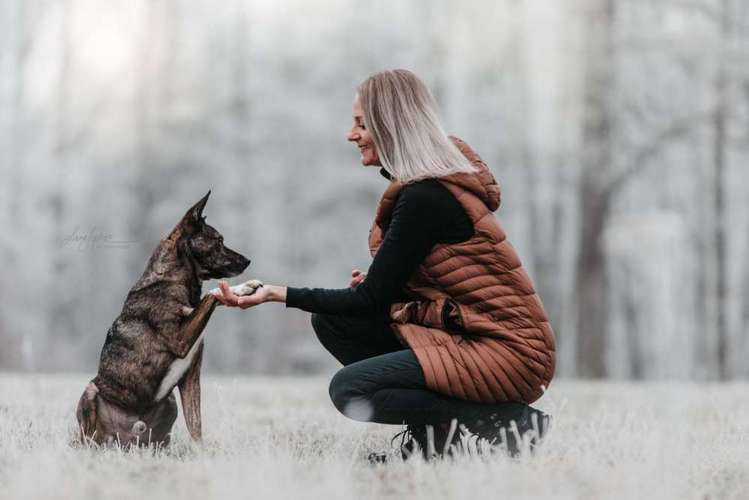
155,333,204,402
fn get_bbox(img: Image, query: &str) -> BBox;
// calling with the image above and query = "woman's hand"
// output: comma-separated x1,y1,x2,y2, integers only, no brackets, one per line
349,269,366,288
213,281,286,309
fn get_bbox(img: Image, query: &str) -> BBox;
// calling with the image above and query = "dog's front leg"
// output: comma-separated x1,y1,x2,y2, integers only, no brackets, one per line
178,341,204,441
159,295,218,358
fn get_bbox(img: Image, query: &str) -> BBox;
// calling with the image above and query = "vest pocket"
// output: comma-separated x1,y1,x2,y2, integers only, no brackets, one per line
390,297,467,335
442,298,465,335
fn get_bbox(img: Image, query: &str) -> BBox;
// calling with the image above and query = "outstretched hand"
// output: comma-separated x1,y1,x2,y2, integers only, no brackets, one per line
212,280,278,309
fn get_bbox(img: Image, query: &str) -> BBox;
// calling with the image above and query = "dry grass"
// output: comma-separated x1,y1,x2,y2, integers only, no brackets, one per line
0,373,747,499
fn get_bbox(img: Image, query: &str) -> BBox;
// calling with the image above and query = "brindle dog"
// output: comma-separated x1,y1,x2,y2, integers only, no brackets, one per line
76,191,256,446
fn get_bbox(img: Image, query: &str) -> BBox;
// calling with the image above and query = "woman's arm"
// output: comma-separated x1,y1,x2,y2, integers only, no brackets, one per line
214,186,434,313
215,181,471,314
284,182,445,315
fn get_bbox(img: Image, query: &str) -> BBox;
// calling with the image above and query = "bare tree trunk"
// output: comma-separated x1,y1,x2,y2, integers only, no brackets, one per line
128,1,158,274
231,0,250,234
575,0,616,378
742,219,749,377
46,0,74,371
713,0,731,380
524,105,563,358
7,1,26,226
0,0,28,370
575,180,610,377
620,258,643,379
230,0,252,367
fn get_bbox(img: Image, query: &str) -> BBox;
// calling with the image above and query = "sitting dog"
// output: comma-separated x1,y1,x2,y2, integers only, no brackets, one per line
76,191,261,446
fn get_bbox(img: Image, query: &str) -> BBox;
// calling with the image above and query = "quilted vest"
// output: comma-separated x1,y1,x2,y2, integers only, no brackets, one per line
368,137,555,404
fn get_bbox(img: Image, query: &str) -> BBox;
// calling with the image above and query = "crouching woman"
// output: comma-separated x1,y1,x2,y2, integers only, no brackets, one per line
215,69,556,461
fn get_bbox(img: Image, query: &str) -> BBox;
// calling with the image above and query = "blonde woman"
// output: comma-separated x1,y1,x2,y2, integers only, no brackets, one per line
215,69,556,461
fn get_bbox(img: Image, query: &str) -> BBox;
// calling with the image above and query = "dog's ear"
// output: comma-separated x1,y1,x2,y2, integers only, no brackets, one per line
182,190,210,230
188,190,210,221
76,382,99,443
168,191,211,240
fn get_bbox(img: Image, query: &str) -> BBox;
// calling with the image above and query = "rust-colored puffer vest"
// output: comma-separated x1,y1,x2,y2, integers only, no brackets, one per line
368,137,555,404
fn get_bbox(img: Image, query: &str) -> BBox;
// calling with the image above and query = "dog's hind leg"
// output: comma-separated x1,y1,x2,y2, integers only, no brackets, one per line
76,382,100,444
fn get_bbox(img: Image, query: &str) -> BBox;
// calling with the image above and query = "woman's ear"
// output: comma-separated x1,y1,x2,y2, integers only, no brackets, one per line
76,382,99,443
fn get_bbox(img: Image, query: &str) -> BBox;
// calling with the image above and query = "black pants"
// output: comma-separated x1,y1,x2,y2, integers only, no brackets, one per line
313,313,534,428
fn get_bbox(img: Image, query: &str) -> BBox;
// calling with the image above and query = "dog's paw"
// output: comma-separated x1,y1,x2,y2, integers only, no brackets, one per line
209,280,263,298
233,280,263,296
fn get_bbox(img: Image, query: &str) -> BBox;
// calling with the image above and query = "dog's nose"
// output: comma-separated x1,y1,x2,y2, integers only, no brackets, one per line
132,421,147,435
238,256,250,272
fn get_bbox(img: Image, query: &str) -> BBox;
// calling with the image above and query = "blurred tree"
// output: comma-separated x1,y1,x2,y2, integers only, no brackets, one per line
1,0,47,370
47,0,74,368
128,0,163,278
0,0,28,369
576,0,617,378
575,0,718,378
712,0,730,379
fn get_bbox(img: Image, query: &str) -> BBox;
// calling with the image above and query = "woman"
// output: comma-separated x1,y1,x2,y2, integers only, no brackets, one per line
215,69,556,461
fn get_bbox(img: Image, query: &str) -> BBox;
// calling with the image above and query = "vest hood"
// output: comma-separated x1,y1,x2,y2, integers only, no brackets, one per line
442,136,501,212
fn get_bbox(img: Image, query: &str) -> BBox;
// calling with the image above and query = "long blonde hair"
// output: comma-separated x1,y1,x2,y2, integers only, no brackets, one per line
357,69,477,183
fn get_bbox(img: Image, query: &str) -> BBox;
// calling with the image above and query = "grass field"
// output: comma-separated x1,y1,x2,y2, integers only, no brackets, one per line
0,374,746,500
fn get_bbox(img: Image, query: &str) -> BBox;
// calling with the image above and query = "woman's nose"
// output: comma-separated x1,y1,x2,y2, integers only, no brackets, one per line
347,129,359,141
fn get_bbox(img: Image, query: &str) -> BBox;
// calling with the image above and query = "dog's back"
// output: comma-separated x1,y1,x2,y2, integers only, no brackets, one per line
94,315,179,411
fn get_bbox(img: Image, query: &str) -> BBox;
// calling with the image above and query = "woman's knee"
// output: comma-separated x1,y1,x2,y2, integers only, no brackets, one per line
328,366,355,413
328,366,374,422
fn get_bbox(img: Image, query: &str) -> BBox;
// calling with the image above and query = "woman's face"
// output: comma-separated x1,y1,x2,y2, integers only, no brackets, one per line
347,94,381,167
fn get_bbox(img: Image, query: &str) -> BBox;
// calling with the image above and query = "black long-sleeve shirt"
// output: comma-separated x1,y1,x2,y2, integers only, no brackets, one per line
286,174,473,316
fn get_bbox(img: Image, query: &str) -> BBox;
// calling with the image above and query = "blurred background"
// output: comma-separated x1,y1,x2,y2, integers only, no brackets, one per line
1,0,747,380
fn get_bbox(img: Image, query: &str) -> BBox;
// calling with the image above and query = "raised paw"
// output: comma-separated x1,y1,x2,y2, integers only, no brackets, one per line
209,279,263,298
233,279,263,296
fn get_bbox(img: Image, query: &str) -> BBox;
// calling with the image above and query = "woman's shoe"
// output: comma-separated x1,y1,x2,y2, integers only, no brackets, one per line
367,411,551,464
470,407,552,457
367,422,464,464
